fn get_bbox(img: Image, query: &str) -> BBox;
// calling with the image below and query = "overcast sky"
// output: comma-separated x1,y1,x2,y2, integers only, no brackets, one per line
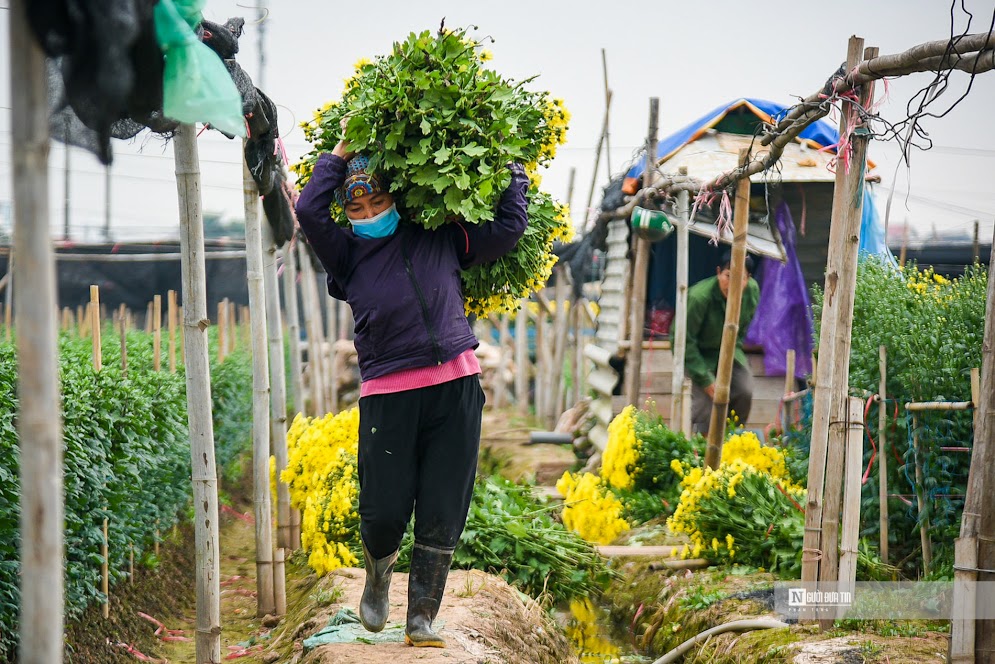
1,0,993,246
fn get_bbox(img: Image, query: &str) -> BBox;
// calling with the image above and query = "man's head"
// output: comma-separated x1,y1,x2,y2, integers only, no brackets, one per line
716,250,755,298
335,156,394,221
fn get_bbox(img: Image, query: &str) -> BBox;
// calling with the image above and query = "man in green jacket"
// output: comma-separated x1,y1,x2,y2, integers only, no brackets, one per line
680,251,759,434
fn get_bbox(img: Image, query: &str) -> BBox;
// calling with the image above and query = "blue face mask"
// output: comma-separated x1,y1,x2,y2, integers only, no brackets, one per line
350,204,400,239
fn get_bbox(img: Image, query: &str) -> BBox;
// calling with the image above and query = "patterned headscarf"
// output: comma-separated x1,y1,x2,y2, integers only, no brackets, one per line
335,156,389,206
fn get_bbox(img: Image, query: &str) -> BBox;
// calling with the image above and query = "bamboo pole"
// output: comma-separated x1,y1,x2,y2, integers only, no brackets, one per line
296,244,325,416
62,307,72,333
283,243,305,418
145,301,153,334
818,46,880,623
899,223,908,268
11,5,64,656
670,179,690,430
623,98,658,408
801,36,868,596
153,294,161,372
173,123,222,663
704,149,751,469
973,220,980,263
837,397,864,616
168,291,177,373
262,222,291,580
243,146,277,617
584,90,613,221
956,225,995,661
515,299,529,415
681,378,692,436
90,286,102,371
782,349,797,429
878,346,888,562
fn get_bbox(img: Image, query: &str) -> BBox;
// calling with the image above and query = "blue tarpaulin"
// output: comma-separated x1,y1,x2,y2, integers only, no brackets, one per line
624,98,839,185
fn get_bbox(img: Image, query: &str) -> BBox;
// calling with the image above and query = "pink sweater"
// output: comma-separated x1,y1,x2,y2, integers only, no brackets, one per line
360,348,481,398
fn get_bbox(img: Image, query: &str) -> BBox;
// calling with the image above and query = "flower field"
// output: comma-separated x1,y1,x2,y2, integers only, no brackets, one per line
0,328,253,661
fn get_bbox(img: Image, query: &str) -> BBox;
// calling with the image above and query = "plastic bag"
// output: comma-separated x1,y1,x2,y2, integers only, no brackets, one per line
153,0,245,136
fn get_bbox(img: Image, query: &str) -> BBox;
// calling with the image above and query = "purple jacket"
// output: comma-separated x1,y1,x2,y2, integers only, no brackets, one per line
295,153,529,381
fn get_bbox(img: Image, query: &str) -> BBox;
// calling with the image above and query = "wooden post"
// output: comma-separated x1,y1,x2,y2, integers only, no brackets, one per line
954,227,995,661
101,518,109,619
4,249,13,343
325,294,339,413
493,315,511,408
515,299,529,415
168,291,177,373
837,397,864,616
871,348,887,565
153,294,161,372
552,267,570,416
262,222,291,589
228,300,237,354
704,149,751,469
534,306,547,424
90,286,102,372
569,306,581,405
911,414,933,574
973,220,980,264
681,378,692,436
670,179,690,430
899,223,908,268
801,35,868,594
243,145,277,617
120,306,128,377
145,301,153,334
622,97,658,408
283,244,305,418
783,349,797,429
173,123,223,662
565,167,576,226
11,4,65,656
818,45,880,611
218,299,228,363
297,243,325,416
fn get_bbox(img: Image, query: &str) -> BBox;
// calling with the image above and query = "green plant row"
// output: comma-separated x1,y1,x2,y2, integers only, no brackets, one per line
0,330,254,660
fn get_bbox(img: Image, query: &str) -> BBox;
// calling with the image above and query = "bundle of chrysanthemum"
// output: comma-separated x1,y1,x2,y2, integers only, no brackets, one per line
292,25,572,316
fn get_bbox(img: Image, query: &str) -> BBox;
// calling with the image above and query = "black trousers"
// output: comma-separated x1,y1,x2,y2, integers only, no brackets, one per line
357,375,485,559
690,361,754,435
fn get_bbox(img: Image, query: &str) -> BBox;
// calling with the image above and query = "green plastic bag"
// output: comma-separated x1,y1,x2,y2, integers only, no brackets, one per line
154,0,245,137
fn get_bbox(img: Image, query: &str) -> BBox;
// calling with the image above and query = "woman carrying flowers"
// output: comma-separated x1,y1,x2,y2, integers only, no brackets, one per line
295,120,528,648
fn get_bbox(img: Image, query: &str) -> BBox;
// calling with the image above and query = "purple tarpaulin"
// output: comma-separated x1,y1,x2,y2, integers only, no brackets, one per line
744,202,813,379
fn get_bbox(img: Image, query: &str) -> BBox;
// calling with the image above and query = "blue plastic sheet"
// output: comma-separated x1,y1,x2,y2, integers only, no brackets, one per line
858,186,898,265
744,202,813,379
626,98,839,183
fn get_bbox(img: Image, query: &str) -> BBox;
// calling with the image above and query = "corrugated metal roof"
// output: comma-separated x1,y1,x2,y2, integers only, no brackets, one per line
662,132,840,183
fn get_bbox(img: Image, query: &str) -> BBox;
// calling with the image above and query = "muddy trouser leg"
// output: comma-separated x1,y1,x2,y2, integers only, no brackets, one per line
729,361,755,426
690,382,713,435
357,390,423,632
407,375,485,646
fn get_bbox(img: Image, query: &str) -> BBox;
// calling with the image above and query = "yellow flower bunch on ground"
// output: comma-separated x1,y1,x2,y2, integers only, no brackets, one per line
280,409,362,575
667,455,806,575
556,471,630,545
601,405,638,490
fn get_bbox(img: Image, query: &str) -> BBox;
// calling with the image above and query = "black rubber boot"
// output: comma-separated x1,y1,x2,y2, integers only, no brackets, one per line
404,542,454,648
359,541,398,633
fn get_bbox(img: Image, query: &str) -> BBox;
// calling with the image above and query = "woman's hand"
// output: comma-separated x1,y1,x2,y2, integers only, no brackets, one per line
332,117,355,161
